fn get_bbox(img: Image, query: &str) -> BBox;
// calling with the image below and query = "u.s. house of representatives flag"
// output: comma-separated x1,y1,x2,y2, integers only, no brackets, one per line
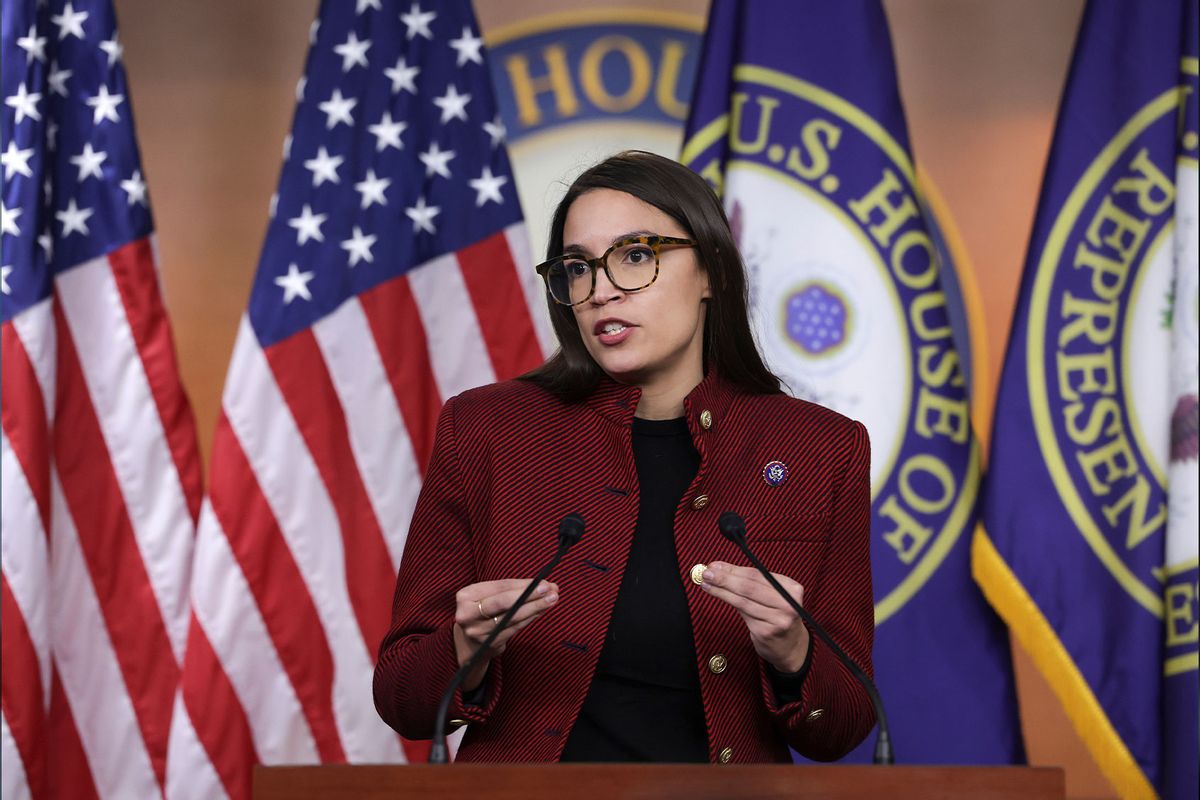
681,0,1024,764
2,0,203,797
977,1,1199,797
165,1,550,796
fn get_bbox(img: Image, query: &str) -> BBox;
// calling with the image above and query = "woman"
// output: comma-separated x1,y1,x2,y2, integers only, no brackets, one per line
373,151,875,764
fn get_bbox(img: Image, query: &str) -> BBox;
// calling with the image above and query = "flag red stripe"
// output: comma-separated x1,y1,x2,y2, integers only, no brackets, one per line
401,736,432,765
47,668,100,800
179,613,257,799
1,322,51,535
264,330,396,658
1,575,47,800
457,232,544,380
207,413,346,763
106,240,204,524
358,277,443,472
51,303,178,790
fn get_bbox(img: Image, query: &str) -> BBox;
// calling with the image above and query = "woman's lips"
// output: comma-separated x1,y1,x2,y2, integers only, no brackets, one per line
594,318,636,346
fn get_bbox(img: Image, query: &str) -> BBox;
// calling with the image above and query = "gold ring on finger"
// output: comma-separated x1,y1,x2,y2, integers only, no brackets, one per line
476,599,487,619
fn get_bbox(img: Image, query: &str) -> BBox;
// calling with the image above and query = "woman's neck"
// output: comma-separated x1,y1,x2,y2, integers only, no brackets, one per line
634,366,704,420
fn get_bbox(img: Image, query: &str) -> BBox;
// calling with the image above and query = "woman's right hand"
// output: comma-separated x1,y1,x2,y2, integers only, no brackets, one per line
452,579,560,690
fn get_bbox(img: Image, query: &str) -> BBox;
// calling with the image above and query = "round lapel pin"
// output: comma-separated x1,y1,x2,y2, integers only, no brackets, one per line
762,461,788,487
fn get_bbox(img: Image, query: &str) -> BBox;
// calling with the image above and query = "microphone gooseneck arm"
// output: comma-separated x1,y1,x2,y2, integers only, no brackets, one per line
717,511,893,765
429,513,585,764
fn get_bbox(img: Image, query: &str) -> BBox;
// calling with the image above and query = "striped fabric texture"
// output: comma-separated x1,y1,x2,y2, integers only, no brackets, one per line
2,0,204,797
374,373,876,763
163,1,552,797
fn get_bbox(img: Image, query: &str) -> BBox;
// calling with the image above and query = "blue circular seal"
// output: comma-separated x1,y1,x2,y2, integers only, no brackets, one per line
762,460,788,487
785,282,848,355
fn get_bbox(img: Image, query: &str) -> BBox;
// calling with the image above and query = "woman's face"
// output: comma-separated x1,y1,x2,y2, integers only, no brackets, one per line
563,188,711,390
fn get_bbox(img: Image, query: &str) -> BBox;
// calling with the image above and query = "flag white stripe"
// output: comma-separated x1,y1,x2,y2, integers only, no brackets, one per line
189,501,317,766
505,222,555,357
406,254,497,399
165,691,227,800
221,320,400,763
56,257,193,661
50,471,160,800
10,299,56,426
1,430,52,704
312,299,422,572
1,715,32,800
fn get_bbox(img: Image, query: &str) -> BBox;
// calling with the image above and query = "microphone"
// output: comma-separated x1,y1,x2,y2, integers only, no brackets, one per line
716,511,894,765
429,513,585,764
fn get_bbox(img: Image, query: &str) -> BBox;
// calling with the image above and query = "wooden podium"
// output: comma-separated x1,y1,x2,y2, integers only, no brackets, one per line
254,764,1064,799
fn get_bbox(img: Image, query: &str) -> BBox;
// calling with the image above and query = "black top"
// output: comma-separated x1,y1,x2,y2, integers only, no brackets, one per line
560,416,709,762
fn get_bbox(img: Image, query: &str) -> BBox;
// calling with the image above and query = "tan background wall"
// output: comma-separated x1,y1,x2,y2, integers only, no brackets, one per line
115,0,1108,795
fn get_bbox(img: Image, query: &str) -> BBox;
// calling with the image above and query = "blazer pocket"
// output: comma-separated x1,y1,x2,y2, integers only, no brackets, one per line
743,512,828,542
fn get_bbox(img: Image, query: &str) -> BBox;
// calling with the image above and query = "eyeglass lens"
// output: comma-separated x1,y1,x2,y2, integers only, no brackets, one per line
545,239,658,305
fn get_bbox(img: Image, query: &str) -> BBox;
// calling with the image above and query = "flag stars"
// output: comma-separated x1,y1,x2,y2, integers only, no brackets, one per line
356,0,382,13
57,199,93,237
341,226,377,266
288,204,327,245
17,26,47,63
1,266,12,295
1,202,22,237
418,141,455,178
296,76,307,102
355,169,390,209
318,88,356,129
400,3,436,40
469,166,509,207
48,63,72,97
51,2,88,40
100,34,124,67
275,263,315,304
86,85,124,125
1,142,35,180
449,27,484,67
120,170,148,206
70,143,107,182
303,146,343,186
38,230,53,261
433,84,471,123
482,115,506,148
334,31,371,72
405,196,440,234
6,83,42,124
385,57,419,95
368,111,406,151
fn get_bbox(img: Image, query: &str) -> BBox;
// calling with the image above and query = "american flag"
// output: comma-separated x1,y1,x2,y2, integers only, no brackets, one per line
164,0,550,797
2,0,203,798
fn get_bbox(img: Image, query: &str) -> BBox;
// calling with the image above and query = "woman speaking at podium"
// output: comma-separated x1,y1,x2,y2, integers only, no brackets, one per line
374,151,876,764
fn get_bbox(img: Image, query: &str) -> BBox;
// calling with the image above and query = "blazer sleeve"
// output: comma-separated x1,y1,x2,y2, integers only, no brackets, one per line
759,419,876,760
372,396,504,738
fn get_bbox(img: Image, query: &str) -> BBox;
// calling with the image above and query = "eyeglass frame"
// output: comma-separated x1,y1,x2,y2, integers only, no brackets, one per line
533,234,698,307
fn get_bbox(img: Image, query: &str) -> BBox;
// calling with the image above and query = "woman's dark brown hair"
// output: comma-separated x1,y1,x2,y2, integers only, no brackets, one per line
521,150,782,402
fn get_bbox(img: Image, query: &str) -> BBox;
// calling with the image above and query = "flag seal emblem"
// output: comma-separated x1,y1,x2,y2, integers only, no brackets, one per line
1024,56,1199,617
682,65,980,625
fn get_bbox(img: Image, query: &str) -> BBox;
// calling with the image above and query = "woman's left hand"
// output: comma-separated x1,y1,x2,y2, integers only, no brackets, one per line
700,561,810,673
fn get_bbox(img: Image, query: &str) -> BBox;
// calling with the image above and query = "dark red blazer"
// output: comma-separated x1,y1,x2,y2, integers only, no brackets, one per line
373,372,875,763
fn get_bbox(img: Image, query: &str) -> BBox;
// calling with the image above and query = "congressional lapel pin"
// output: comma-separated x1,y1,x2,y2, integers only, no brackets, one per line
762,460,788,487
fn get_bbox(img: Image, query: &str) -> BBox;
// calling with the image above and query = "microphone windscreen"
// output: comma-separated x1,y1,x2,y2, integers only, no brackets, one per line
558,512,585,546
717,511,747,543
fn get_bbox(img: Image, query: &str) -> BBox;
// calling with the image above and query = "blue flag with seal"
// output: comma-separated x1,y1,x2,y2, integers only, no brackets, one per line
977,1,1199,797
681,0,1023,764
